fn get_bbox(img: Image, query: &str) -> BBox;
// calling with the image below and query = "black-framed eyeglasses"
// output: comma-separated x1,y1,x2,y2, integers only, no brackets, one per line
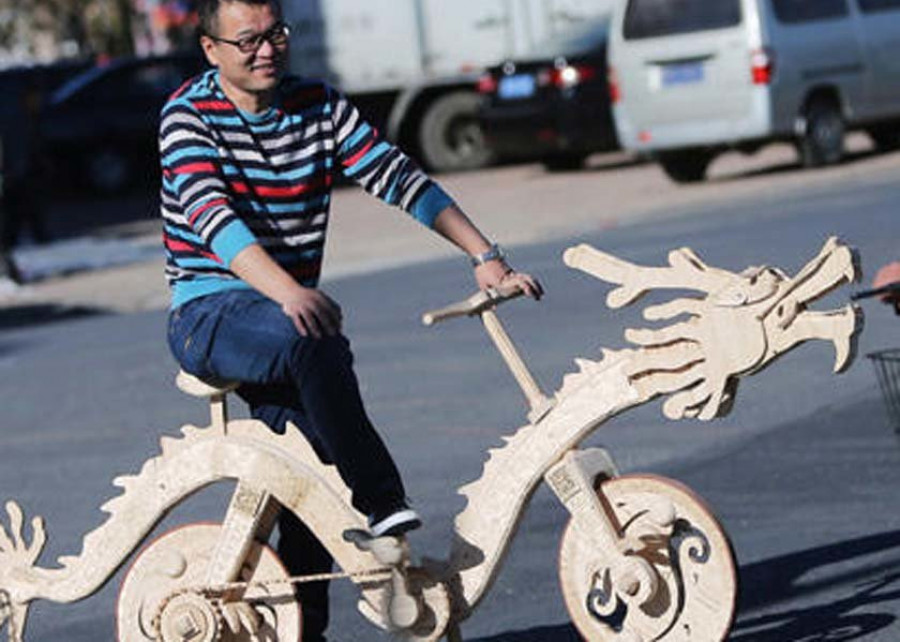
206,22,291,54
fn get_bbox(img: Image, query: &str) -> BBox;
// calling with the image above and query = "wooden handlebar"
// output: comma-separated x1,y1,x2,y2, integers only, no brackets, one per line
422,284,525,326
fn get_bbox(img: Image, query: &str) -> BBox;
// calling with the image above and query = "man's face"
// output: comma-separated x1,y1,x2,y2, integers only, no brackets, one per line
201,1,288,98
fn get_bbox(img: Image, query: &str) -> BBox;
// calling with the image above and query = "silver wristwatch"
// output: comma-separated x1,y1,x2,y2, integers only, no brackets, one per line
470,243,505,267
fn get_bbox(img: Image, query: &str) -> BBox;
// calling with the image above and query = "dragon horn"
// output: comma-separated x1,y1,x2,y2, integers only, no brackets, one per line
564,244,733,308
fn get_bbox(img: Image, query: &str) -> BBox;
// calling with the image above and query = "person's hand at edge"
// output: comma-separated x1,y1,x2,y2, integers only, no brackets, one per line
873,261,900,315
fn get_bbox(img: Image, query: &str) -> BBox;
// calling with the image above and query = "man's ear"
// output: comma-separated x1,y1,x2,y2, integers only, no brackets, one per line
200,36,219,67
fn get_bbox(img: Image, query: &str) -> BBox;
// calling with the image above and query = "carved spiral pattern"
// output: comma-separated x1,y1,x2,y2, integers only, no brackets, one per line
557,474,737,641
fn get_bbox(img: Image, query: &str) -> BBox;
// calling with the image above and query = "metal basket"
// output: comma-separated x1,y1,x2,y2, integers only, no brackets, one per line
868,349,900,432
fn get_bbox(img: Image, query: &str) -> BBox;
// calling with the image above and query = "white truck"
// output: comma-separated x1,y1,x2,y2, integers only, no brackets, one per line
283,0,613,171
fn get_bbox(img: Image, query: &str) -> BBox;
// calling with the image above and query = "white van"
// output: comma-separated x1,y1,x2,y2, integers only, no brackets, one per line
608,0,900,182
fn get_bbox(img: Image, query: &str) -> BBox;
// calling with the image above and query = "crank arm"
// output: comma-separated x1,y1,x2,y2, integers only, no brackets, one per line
342,529,421,630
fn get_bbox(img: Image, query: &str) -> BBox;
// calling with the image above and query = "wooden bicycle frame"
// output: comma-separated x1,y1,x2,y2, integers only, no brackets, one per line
0,238,861,641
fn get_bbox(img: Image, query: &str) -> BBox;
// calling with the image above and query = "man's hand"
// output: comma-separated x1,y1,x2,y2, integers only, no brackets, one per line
230,245,343,337
475,260,544,300
281,287,343,338
430,204,543,300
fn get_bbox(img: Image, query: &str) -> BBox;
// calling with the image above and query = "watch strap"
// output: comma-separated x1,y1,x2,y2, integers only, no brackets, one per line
470,243,505,267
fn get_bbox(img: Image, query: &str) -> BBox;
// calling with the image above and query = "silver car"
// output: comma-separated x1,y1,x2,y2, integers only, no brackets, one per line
608,0,900,182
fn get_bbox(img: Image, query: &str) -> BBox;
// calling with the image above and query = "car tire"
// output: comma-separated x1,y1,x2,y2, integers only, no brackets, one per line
418,91,495,172
867,124,900,153
657,149,714,184
797,98,845,168
542,153,588,172
84,147,134,194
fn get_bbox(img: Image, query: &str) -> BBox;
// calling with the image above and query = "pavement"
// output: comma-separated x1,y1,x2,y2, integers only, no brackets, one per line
4,138,900,640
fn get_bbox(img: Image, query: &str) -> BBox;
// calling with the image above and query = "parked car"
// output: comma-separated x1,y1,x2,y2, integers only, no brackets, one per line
477,17,619,171
39,52,206,193
0,59,92,128
0,59,93,180
608,0,900,183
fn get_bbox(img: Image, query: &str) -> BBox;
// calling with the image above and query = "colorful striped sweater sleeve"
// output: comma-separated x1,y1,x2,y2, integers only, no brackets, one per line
160,71,458,309
328,88,454,228
160,99,258,267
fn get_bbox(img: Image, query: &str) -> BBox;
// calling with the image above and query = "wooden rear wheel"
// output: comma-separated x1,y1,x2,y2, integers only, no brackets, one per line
117,522,301,641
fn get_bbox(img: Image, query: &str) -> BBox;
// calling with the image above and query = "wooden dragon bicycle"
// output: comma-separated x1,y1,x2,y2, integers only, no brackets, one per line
0,238,861,641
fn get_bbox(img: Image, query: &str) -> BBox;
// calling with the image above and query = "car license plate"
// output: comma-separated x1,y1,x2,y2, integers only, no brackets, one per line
498,74,536,99
661,62,705,87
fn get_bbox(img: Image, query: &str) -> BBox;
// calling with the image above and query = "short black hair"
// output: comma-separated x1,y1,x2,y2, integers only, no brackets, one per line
196,0,282,36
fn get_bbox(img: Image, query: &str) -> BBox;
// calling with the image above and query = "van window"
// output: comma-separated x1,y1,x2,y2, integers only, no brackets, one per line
623,0,742,40
770,0,849,23
857,0,900,12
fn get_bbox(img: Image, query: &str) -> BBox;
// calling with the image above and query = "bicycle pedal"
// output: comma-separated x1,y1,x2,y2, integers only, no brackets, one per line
342,528,406,565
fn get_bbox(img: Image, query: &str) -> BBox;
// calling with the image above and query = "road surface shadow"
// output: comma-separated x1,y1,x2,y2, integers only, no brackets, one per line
583,154,648,174
471,623,582,641
495,153,647,177
732,530,900,641
0,303,104,331
471,530,900,641
714,147,886,183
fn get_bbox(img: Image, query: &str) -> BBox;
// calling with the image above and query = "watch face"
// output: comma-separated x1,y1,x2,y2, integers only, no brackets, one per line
472,244,503,266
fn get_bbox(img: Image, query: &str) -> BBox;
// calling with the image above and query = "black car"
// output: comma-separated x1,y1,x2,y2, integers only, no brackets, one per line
39,52,206,193
477,18,618,171
0,59,92,189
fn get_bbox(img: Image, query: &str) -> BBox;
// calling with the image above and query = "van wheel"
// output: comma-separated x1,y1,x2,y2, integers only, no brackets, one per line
542,153,588,172
418,91,495,172
657,150,714,184
867,125,900,152
798,99,845,168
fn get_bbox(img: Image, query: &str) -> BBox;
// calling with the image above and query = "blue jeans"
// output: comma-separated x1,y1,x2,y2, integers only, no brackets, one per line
167,289,408,640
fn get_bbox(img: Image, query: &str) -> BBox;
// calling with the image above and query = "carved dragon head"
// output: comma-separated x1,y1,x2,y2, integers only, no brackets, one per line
564,237,861,421
0,502,46,642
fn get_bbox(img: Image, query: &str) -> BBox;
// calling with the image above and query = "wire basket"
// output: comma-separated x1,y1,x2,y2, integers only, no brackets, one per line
868,349,900,432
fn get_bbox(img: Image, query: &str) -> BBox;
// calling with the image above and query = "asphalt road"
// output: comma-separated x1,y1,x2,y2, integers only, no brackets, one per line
2,151,900,641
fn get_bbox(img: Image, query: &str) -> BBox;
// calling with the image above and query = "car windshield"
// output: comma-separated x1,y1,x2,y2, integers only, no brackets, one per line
49,56,200,106
623,0,742,40
50,64,111,105
525,17,610,59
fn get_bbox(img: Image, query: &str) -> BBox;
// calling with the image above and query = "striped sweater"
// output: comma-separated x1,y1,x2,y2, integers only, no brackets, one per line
160,69,455,309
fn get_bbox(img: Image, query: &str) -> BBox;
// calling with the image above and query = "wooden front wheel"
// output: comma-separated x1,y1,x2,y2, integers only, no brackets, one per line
117,522,301,641
558,474,737,641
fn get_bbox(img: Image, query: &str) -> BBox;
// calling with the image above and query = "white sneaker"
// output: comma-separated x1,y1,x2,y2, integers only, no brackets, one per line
369,507,422,537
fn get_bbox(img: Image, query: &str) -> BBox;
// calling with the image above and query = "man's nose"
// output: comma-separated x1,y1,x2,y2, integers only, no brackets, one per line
256,37,276,57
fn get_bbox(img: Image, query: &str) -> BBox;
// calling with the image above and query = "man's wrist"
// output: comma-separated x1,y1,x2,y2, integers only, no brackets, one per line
469,243,505,267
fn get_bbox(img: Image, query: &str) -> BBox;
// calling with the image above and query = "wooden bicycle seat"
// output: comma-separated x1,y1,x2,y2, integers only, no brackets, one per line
175,370,240,398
